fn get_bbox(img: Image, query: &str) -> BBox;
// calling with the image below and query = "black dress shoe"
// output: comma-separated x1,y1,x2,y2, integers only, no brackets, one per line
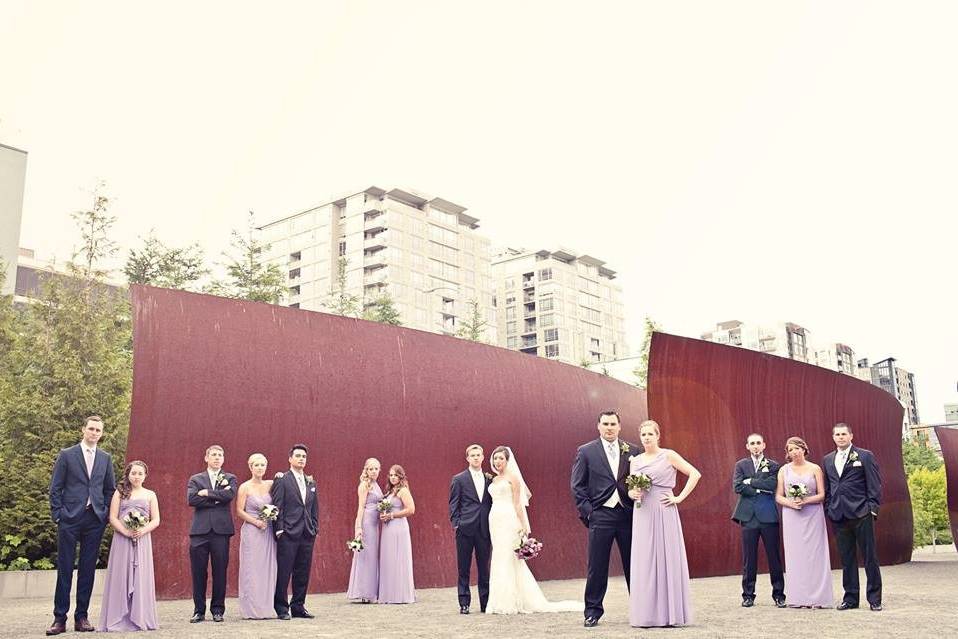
584,616,599,627
277,612,291,620
189,613,205,623
212,613,224,622
837,602,858,610
291,609,315,619
741,598,755,608
75,618,95,632
46,620,67,636
460,605,470,614
774,598,786,608
869,603,883,611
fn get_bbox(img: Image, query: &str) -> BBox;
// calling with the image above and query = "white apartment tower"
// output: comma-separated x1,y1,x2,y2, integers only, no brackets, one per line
1,143,27,296
701,320,813,364
259,186,496,340
491,247,628,365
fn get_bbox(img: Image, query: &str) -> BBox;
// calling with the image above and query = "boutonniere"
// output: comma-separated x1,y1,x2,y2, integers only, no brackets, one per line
848,451,859,462
620,442,630,454
305,475,315,486
215,471,230,489
484,472,494,481
758,459,771,472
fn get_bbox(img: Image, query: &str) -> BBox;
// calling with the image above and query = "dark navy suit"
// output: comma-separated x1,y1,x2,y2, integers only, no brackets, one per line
823,446,882,607
449,469,492,610
270,470,319,616
731,456,785,602
49,443,116,623
570,438,636,621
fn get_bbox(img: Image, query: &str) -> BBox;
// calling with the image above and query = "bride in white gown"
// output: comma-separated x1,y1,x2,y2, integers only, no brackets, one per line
485,446,580,615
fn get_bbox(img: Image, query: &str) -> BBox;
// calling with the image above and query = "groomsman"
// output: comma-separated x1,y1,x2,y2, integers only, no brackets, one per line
187,444,237,623
570,410,637,628
731,433,785,608
271,444,319,620
823,423,883,611
47,416,116,635
449,444,493,614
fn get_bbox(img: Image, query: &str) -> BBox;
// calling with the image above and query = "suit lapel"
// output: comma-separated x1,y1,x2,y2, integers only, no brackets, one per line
74,446,90,483
616,445,629,480
594,439,616,481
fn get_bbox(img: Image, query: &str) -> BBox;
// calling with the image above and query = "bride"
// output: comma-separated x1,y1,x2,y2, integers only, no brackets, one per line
486,445,579,614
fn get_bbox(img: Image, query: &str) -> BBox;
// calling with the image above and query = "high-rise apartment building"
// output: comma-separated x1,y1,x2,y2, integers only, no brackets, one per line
946,403,958,422
814,343,857,375
259,186,496,340
491,247,627,365
701,320,813,364
869,357,920,426
1,143,27,296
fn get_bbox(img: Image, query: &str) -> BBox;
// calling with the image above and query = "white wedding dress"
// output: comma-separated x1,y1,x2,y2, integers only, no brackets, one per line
485,478,580,614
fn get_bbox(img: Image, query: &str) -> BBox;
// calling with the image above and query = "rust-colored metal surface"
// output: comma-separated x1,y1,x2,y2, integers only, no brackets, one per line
128,286,647,598
646,332,912,578
935,426,958,545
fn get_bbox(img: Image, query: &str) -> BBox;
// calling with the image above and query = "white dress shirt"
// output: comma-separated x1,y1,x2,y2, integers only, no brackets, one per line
602,439,622,508
836,448,849,476
469,468,485,501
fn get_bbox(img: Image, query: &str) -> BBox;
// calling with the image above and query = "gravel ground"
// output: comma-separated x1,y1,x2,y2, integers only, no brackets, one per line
4,546,955,639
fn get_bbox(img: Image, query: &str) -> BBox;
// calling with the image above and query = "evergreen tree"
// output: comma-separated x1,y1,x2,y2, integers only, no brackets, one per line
125,232,207,290
207,212,285,303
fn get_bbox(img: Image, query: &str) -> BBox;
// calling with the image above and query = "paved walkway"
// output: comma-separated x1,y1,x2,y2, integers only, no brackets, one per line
4,546,955,639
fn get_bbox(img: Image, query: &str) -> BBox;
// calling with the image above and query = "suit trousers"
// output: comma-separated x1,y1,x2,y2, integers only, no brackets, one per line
455,524,491,609
189,533,230,615
584,505,632,620
740,524,785,600
835,515,882,606
54,509,106,622
274,532,315,614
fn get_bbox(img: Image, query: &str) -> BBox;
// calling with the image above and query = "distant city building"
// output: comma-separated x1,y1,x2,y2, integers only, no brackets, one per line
491,247,628,365
259,186,496,340
584,355,642,386
908,421,958,454
945,403,958,422
869,357,920,427
814,343,857,375
1,143,27,296
701,320,813,364
14,247,124,305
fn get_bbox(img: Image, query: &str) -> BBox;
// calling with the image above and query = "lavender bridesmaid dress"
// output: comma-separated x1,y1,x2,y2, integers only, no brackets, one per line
347,482,383,602
781,464,833,607
629,450,692,628
98,498,158,632
377,493,415,604
238,492,278,619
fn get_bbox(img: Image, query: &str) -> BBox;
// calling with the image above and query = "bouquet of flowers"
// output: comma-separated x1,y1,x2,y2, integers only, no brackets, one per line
122,510,150,547
626,472,653,508
514,534,543,561
377,498,393,513
346,536,364,552
786,483,808,500
258,504,279,522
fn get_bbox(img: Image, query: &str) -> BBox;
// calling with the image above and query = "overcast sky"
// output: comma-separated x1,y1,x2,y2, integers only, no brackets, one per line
2,1,955,422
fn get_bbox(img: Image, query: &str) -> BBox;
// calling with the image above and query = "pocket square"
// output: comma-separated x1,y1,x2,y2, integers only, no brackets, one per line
310,487,316,492
852,461,862,467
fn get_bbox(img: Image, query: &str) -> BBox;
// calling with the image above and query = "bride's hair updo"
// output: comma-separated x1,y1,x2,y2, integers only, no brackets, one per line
490,446,511,462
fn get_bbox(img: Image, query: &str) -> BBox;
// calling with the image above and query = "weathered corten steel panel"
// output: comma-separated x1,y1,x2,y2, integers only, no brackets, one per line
128,286,647,598
646,332,912,578
935,426,958,545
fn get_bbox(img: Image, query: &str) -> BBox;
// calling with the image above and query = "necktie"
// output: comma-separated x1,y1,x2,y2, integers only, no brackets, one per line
753,457,760,472
297,473,306,501
837,450,846,476
85,448,94,478
607,442,618,472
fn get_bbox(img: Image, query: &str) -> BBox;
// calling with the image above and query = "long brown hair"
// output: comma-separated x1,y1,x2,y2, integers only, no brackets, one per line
387,464,408,495
785,437,810,459
118,460,148,499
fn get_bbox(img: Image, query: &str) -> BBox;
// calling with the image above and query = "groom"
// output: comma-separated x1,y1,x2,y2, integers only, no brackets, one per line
449,444,493,614
271,444,319,620
570,410,637,628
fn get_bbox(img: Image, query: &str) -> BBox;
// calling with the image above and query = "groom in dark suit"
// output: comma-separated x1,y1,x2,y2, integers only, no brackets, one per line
271,443,319,620
187,444,237,623
823,423,883,611
570,410,637,628
47,416,116,635
449,444,493,614
731,433,785,608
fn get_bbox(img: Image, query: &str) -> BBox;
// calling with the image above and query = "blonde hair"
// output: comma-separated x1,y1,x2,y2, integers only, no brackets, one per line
247,453,267,468
360,458,381,484
465,444,483,455
639,420,660,436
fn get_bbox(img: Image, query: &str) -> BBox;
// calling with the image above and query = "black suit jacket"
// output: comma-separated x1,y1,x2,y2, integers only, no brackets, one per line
449,469,493,536
50,444,116,525
570,438,637,524
270,470,319,539
187,470,237,536
731,456,780,525
822,446,882,521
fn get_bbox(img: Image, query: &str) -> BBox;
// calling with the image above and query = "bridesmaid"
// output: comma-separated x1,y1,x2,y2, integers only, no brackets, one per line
775,436,833,608
236,453,278,619
347,458,383,603
627,420,700,628
98,461,159,632
377,465,416,604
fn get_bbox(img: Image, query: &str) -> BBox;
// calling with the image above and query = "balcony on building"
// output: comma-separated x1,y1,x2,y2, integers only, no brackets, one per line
364,268,389,286
288,251,302,266
521,274,535,288
288,267,301,281
364,249,387,269
364,230,388,251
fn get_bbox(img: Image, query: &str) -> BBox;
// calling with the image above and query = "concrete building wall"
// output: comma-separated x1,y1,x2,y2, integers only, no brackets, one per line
0,144,27,296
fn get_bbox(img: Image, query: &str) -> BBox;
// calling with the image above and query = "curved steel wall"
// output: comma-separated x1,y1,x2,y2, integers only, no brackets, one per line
935,426,958,544
646,332,912,577
128,286,648,598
